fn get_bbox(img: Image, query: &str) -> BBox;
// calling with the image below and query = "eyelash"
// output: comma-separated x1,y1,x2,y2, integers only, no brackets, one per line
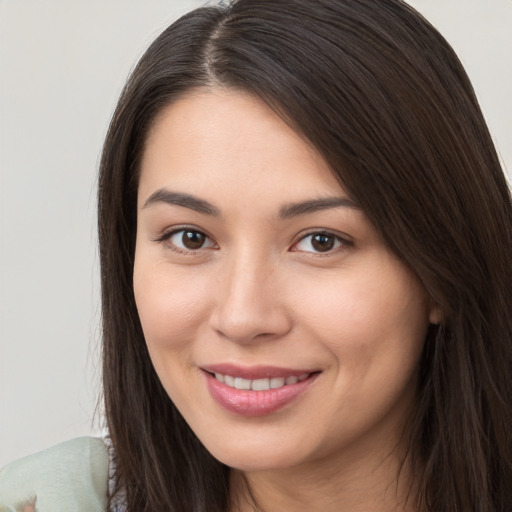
154,227,217,255
155,227,351,255
292,231,351,255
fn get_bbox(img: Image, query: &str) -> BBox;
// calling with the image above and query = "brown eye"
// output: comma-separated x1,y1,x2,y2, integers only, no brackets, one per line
182,230,206,249
166,229,215,252
293,232,345,254
311,234,335,252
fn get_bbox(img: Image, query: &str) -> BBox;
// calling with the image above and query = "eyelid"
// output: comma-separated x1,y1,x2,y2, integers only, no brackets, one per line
153,226,351,256
290,230,352,254
153,225,218,253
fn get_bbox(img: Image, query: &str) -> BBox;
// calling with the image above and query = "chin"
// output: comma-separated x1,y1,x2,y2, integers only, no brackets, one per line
213,448,303,472
197,427,315,472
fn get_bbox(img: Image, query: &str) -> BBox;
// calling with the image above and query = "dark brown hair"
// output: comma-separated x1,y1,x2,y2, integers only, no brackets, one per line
98,1,512,510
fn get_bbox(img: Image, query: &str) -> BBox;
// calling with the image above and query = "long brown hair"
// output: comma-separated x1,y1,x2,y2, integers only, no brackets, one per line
98,1,512,510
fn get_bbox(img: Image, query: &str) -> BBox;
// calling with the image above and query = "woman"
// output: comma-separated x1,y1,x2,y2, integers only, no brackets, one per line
1,0,511,511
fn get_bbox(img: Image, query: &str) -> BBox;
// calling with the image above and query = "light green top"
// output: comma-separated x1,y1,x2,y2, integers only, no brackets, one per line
0,437,108,512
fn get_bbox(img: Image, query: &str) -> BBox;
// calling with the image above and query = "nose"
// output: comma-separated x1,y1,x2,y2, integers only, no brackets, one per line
209,250,292,344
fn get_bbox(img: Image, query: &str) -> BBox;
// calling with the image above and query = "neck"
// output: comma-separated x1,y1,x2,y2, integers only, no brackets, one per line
229,440,419,512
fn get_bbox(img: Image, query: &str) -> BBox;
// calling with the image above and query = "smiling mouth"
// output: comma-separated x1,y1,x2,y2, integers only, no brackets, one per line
203,369,320,416
209,372,312,391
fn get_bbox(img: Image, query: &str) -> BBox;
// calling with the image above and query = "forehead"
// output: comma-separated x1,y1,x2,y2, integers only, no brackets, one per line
138,88,345,206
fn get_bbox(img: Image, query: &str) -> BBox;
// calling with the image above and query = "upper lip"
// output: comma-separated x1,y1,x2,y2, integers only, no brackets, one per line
200,363,318,380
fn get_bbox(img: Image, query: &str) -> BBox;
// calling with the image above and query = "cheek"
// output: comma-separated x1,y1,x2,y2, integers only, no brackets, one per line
291,261,429,445
132,256,216,409
133,257,211,354
293,256,429,372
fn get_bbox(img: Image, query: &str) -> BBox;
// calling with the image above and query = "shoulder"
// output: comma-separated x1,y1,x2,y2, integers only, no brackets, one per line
0,437,108,512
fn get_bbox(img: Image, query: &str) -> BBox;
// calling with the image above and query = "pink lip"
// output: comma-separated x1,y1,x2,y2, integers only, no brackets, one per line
202,365,320,417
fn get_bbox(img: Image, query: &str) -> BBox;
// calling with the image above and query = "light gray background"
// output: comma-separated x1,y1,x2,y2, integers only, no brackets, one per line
0,0,510,468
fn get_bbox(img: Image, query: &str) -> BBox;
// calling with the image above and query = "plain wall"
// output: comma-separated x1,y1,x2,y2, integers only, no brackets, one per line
0,0,510,468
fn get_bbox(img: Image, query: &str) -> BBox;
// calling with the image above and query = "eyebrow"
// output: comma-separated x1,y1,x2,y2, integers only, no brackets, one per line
279,196,359,218
142,188,358,218
142,189,220,216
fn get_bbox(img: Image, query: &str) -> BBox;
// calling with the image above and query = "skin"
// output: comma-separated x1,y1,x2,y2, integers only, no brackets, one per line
134,88,439,511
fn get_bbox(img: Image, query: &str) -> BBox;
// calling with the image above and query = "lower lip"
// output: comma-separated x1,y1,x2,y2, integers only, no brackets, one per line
204,372,318,417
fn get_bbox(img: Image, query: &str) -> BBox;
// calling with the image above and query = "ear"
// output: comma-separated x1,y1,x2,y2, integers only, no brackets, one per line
428,303,443,325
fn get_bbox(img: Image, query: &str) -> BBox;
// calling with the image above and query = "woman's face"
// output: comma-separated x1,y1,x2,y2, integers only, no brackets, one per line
134,89,436,473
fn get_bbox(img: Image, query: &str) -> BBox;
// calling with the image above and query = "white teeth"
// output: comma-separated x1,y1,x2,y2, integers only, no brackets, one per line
234,377,251,390
214,373,310,391
270,377,285,388
251,378,270,391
